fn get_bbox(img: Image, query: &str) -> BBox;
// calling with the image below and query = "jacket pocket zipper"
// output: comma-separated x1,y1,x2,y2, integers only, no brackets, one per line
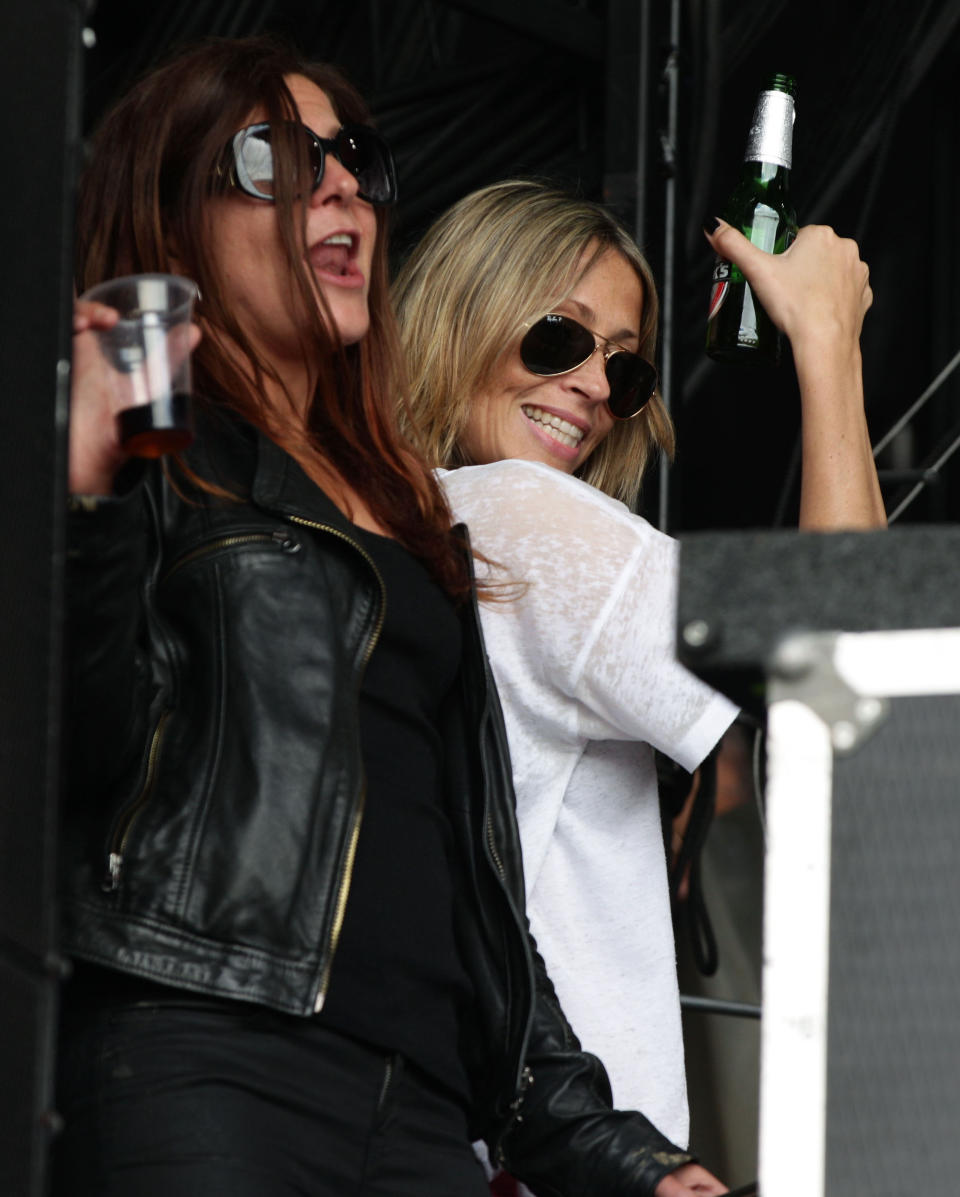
103,711,170,892
161,529,301,585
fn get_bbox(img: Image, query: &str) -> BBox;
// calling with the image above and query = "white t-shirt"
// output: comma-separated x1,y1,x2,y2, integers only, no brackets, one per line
441,459,738,1146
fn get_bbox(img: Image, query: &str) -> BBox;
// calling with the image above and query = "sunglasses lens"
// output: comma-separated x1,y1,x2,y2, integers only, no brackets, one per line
232,125,320,198
520,314,595,375
336,126,397,205
233,126,278,197
605,351,657,418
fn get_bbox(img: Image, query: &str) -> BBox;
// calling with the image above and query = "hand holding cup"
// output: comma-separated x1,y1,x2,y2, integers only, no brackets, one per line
72,275,200,494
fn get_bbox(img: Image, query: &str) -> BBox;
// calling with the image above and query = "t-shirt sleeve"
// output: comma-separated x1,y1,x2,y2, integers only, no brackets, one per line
442,460,737,770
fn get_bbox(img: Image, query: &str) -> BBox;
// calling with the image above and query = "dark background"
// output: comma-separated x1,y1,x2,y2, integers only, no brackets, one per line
80,0,960,535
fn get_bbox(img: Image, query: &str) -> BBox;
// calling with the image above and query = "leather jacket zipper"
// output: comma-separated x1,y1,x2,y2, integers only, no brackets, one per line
161,529,301,584
485,809,506,879
286,514,386,1012
313,786,365,1011
103,711,170,892
286,513,386,672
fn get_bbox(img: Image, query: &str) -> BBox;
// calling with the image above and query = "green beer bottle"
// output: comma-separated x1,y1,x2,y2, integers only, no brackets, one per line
706,73,798,365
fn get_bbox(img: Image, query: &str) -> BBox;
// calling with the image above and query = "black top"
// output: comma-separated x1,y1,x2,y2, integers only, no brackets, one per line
319,524,473,1101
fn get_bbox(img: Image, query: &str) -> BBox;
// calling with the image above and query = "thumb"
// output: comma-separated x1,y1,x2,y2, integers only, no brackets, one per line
704,218,768,274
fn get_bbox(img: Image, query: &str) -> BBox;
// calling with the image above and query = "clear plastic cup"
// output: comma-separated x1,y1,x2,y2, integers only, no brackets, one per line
79,273,199,458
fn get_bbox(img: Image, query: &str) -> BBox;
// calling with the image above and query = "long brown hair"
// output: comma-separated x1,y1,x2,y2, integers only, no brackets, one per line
76,35,467,595
394,180,675,508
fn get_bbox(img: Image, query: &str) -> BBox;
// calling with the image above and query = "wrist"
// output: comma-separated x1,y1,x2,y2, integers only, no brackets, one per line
69,447,131,498
792,339,864,405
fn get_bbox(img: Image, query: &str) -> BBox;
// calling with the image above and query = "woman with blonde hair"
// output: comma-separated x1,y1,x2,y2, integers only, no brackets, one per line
395,179,884,1176
399,181,673,506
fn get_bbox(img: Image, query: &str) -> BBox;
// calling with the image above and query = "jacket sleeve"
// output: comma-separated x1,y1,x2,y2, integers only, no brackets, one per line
496,941,695,1197
64,480,157,797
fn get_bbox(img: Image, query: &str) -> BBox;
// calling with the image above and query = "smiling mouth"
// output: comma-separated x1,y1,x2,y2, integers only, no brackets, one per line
522,405,585,450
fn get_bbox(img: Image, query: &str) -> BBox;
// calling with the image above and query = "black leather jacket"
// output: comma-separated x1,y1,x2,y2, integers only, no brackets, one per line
61,412,692,1196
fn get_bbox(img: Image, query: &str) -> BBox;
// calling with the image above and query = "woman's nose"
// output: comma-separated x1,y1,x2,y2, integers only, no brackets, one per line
569,346,611,402
311,153,359,206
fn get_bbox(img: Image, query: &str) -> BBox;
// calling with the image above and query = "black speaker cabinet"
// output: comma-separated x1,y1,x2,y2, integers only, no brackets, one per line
678,530,960,1197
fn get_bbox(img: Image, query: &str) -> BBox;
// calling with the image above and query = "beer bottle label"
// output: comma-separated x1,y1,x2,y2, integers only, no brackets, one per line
708,258,730,319
749,205,781,253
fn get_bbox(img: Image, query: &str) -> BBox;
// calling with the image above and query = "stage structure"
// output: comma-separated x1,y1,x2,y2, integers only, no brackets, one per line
679,528,960,1196
6,1,960,1192
0,1,85,1194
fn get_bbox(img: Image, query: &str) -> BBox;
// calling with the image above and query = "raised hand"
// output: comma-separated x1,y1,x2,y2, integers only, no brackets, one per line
704,219,884,529
705,219,872,350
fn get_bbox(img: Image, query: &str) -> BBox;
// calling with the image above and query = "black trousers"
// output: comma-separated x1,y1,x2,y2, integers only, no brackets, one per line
52,994,489,1196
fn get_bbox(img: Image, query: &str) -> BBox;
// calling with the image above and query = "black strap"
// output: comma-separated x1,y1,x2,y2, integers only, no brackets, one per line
669,745,719,977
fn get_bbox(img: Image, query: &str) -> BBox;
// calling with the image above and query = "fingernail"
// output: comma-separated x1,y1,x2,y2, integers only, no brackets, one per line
703,215,722,234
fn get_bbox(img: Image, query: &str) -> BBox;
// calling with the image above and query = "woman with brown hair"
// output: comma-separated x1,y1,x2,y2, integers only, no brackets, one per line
60,36,723,1197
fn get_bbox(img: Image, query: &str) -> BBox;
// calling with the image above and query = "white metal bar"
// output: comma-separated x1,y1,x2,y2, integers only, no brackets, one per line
759,699,833,1197
834,627,960,696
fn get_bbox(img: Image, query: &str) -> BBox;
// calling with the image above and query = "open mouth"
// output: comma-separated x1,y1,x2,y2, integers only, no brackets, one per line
309,231,361,280
522,405,586,450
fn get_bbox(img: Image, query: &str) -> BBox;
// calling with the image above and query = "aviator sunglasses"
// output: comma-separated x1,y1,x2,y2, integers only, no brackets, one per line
520,313,658,419
224,120,398,206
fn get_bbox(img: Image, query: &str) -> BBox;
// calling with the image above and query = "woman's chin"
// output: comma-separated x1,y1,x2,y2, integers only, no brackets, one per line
317,294,371,348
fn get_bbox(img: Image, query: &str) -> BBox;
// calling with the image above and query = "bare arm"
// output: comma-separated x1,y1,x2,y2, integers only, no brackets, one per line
706,220,886,531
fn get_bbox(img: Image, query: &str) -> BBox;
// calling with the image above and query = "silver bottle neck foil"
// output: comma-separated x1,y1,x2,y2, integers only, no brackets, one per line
744,89,795,168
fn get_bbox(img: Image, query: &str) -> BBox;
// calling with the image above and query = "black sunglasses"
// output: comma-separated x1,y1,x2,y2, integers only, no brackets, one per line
225,121,398,206
519,314,657,419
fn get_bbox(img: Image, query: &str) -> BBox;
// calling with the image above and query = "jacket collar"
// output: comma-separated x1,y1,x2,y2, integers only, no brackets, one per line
249,424,359,539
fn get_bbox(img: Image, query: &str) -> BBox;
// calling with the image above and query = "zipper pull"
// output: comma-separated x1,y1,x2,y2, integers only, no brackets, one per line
510,1065,534,1110
102,852,123,893
272,529,302,554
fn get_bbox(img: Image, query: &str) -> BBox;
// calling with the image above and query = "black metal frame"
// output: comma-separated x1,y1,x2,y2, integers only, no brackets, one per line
0,2,84,1194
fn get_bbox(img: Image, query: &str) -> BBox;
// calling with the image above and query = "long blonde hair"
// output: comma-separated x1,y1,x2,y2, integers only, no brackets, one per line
393,179,674,506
